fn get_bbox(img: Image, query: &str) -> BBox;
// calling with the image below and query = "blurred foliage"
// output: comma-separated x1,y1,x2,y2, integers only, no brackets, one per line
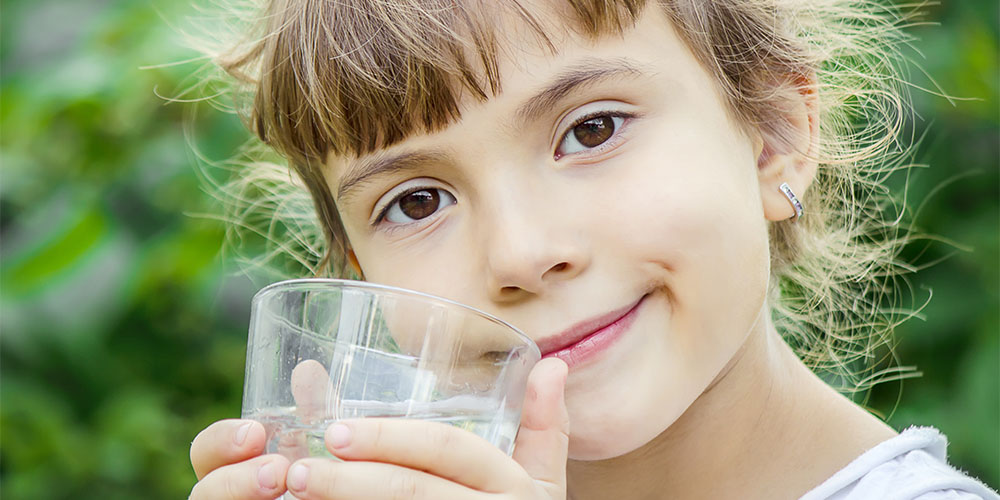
0,0,996,498
865,0,1000,485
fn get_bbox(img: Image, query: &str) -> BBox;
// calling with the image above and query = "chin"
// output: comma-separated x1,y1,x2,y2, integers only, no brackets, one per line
565,411,677,461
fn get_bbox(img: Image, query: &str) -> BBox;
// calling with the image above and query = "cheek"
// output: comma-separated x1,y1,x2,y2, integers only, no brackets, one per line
629,129,770,319
598,147,766,267
353,228,484,306
597,100,763,235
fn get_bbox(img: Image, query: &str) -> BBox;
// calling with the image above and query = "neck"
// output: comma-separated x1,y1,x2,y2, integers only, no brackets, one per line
565,317,897,499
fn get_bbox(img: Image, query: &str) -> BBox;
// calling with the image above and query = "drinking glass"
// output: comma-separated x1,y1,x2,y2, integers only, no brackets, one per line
241,279,540,461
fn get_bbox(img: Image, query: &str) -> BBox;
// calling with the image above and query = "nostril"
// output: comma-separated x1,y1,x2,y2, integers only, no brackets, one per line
551,262,568,273
501,286,521,294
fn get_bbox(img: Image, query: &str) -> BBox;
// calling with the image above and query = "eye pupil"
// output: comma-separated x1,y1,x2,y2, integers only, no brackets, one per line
399,189,440,220
573,116,615,148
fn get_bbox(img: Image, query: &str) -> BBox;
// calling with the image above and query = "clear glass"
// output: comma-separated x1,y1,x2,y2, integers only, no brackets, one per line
241,278,540,462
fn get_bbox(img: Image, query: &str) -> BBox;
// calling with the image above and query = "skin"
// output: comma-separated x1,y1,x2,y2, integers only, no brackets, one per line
190,3,897,499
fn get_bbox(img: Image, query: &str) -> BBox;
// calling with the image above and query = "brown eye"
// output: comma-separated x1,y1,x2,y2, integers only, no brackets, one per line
399,190,439,219
383,188,456,224
556,114,627,157
573,116,615,147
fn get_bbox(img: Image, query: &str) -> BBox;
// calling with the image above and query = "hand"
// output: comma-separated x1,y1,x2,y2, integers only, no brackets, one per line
188,418,291,499
282,357,571,499
188,357,339,500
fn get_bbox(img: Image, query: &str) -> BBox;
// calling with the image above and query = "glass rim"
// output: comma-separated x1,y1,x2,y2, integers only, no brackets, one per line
253,278,538,353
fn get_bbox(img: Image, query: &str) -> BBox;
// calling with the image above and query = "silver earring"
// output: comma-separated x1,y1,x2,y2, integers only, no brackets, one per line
779,182,804,221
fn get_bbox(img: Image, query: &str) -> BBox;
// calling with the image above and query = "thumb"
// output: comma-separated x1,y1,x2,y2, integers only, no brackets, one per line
512,357,570,494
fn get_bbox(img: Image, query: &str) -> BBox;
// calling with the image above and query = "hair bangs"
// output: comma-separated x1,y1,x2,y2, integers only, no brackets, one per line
221,0,645,165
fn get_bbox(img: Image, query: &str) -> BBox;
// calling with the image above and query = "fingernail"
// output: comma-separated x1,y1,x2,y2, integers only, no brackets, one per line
326,423,352,449
257,462,278,490
287,463,309,492
234,422,253,446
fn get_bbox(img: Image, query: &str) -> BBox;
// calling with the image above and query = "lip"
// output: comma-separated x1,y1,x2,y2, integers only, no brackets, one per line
538,294,648,368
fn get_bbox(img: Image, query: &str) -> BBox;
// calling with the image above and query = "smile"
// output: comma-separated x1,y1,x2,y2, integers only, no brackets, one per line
538,293,648,368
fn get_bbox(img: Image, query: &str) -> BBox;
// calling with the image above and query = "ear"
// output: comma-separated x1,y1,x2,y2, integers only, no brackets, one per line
756,73,820,222
346,248,364,279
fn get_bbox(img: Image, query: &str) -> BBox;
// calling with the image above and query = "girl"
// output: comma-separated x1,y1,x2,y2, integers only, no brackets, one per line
187,0,997,498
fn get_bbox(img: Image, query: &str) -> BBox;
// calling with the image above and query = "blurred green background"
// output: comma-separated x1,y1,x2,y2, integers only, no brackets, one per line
1,1,996,498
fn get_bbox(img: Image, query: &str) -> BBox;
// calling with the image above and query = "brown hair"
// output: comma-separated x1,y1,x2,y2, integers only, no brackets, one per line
191,0,920,395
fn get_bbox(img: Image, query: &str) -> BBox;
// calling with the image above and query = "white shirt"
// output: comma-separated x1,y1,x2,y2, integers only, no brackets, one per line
801,426,999,499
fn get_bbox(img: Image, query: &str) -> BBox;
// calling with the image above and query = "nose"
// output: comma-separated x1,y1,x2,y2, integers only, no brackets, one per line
483,191,590,301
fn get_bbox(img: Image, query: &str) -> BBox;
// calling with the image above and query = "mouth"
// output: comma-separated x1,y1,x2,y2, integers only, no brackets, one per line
537,293,649,368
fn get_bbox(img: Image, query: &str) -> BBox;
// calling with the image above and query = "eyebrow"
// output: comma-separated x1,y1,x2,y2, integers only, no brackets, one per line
336,58,650,202
514,57,649,124
336,149,449,201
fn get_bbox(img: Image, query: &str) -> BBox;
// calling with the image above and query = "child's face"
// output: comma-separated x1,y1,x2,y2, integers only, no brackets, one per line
325,6,772,460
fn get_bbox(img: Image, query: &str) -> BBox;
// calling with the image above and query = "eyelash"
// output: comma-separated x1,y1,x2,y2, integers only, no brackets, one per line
556,109,637,158
373,186,423,225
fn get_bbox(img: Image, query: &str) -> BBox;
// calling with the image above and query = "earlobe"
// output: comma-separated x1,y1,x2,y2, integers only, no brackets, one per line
778,182,804,221
757,73,820,222
759,152,815,222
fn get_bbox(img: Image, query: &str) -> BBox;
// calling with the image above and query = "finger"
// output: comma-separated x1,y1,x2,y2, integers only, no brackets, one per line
323,418,522,492
189,454,290,500
191,419,267,480
285,458,490,500
511,358,570,494
291,359,332,422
